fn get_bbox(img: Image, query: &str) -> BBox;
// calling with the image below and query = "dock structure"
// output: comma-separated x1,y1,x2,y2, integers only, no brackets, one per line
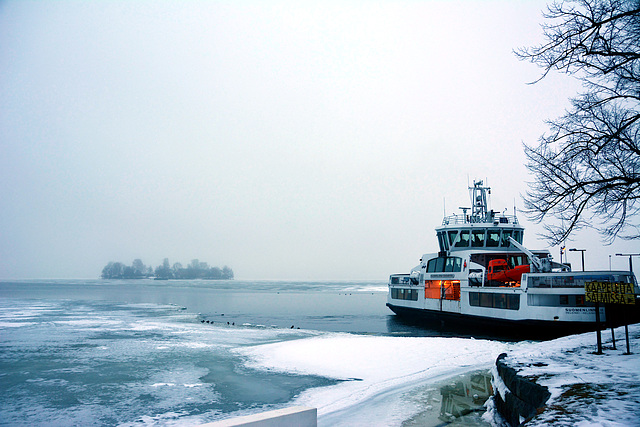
201,406,317,427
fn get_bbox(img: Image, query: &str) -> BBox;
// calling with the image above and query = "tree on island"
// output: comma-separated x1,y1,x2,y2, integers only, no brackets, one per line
102,259,151,279
102,262,124,279
132,258,147,277
172,259,234,279
101,258,233,280
518,0,640,244
154,258,172,279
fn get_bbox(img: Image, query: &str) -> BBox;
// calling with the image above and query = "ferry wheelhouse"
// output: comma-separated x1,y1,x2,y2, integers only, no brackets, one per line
386,181,639,337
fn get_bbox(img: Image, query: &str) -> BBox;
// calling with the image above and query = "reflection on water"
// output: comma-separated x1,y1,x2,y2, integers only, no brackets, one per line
439,371,492,424
385,316,471,338
402,370,493,426
386,314,522,342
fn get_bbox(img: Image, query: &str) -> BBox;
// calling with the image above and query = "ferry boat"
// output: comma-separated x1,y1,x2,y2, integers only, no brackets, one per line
386,180,640,338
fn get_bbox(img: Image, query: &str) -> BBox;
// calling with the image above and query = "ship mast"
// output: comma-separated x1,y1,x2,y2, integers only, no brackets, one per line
469,180,490,223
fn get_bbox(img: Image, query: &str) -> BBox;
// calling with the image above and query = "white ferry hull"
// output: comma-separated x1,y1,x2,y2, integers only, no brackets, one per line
385,302,625,339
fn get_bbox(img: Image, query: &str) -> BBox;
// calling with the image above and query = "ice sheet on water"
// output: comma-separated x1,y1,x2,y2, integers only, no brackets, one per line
0,298,334,426
52,318,126,328
0,296,510,426
0,302,59,320
4,295,637,426
342,284,388,293
0,321,36,328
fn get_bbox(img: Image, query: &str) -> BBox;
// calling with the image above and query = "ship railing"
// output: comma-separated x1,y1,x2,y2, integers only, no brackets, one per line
442,214,519,226
389,274,412,285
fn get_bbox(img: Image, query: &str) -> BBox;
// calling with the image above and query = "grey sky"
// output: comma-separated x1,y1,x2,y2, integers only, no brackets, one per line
1,1,637,280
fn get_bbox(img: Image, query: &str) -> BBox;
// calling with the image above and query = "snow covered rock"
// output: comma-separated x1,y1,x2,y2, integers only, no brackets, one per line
492,352,550,426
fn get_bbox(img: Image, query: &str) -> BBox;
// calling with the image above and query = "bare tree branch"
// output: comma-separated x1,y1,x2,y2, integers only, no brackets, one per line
519,1,640,245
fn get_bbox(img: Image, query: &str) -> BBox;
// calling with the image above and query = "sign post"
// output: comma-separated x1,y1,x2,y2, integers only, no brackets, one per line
594,301,602,354
585,281,636,354
625,316,630,355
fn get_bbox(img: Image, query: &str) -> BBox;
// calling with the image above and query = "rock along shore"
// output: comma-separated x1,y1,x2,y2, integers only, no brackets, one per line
486,323,640,426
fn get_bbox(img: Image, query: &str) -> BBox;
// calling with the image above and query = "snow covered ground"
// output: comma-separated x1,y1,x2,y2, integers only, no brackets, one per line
491,323,640,426
237,334,508,426
237,324,640,426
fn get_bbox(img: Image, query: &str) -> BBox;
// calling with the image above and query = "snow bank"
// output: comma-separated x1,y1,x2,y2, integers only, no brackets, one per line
236,323,640,426
237,333,508,426
497,323,640,426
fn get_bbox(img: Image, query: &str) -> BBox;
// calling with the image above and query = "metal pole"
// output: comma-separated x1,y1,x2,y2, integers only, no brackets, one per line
614,254,639,355
625,322,631,354
611,313,616,350
615,253,640,274
595,302,602,354
569,248,586,271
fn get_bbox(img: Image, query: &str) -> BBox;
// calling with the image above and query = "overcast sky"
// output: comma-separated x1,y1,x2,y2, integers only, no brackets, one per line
1,0,637,280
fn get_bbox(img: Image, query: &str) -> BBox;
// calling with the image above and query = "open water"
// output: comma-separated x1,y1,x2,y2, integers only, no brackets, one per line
0,279,491,426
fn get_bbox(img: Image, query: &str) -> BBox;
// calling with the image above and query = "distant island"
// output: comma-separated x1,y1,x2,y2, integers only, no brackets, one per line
101,258,234,280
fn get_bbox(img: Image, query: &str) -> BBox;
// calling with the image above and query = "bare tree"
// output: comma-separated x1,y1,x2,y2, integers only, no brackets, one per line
518,0,640,244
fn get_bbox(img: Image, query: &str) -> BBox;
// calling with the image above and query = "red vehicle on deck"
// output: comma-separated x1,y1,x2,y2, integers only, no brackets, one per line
487,259,530,284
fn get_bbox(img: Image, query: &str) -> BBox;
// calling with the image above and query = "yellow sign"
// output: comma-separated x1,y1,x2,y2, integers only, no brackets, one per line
585,281,636,305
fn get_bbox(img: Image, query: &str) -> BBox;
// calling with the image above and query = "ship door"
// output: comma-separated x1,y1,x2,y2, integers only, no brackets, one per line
425,279,461,310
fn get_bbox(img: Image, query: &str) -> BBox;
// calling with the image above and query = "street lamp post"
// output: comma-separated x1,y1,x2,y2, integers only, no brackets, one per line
615,253,640,274
569,248,586,271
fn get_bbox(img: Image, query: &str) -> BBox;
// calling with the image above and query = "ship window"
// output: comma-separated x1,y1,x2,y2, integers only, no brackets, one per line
472,229,485,247
510,255,527,267
528,294,591,307
469,292,520,310
469,292,479,306
513,230,523,244
494,294,507,309
529,274,637,289
444,257,461,272
500,230,512,247
480,292,492,307
390,275,410,285
438,232,448,251
455,230,470,247
447,230,459,246
427,256,463,273
487,230,500,247
391,288,418,301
